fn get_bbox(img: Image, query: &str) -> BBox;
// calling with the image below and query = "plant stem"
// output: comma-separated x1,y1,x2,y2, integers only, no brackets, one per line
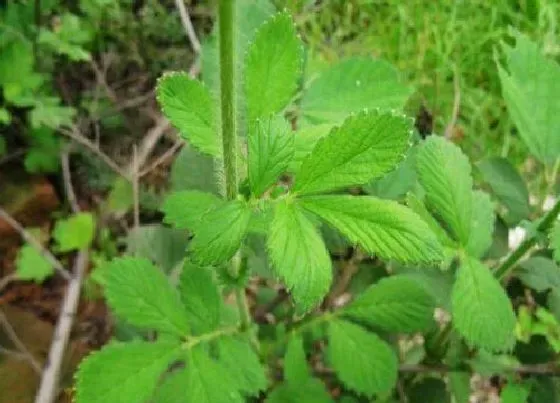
495,197,560,281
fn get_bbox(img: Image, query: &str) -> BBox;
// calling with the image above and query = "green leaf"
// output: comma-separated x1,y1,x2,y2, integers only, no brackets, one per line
244,11,302,121
189,200,252,266
448,373,471,403
290,124,332,173
408,378,450,403
501,382,530,403
217,335,268,396
157,72,219,156
406,192,455,248
516,257,560,292
301,195,443,263
75,341,180,403
126,225,189,273
161,190,224,230
497,32,560,165
551,221,560,264
0,108,11,125
179,262,222,334
343,276,436,332
451,258,516,351
284,334,310,384
416,136,473,245
300,57,412,125
477,157,530,224
183,346,244,403
268,198,332,313
248,116,294,196
15,245,53,283
466,190,495,258
170,145,220,194
151,370,186,403
293,110,411,195
105,257,189,336
328,319,398,397
52,212,95,252
267,377,333,403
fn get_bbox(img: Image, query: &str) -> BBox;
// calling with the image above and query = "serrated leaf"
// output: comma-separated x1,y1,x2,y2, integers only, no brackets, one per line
15,245,53,283
268,199,332,313
416,136,473,245
343,276,435,332
551,221,560,264
364,146,417,200
300,57,412,125
217,335,268,396
293,110,411,195
105,257,189,336
451,258,516,351
497,32,560,165
301,195,443,263
406,192,455,248
266,377,333,403
179,261,222,334
328,319,398,397
477,157,530,224
170,145,220,194
284,334,310,384
501,383,530,403
466,190,495,258
161,190,224,230
189,200,252,266
75,341,180,403
157,73,219,156
395,266,455,311
289,124,332,173
52,212,95,252
516,257,560,292
248,116,294,196
244,12,302,121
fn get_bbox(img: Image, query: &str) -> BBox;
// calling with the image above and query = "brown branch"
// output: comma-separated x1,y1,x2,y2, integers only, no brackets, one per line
0,309,42,374
326,249,363,307
174,0,201,53
60,145,79,213
139,140,184,177
444,64,461,139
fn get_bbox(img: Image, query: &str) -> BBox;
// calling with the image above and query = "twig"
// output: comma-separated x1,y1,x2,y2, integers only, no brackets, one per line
444,64,461,139
0,273,16,293
174,0,201,53
0,344,26,360
125,117,170,175
0,208,70,281
0,309,42,374
60,145,79,213
132,145,140,230
139,140,184,177
326,249,363,307
34,250,89,403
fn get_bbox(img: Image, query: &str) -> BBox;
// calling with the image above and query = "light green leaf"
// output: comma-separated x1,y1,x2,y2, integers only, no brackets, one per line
170,145,220,194
248,116,294,196
406,192,455,248
75,341,180,403
451,258,516,352
15,245,53,283
501,382,530,403
151,370,186,403
266,377,333,403
477,157,530,224
289,124,332,173
395,266,455,311
268,199,332,313
551,221,560,264
516,257,560,292
52,212,95,252
497,32,560,165
179,262,222,334
466,191,495,258
105,257,189,336
293,110,412,195
301,195,443,263
189,200,252,266
300,57,412,125
328,319,398,397
183,346,244,403
244,11,302,121
161,190,224,230
416,136,473,245
343,276,436,332
365,146,418,200
157,72,219,156
448,373,471,403
217,335,268,396
284,334,310,384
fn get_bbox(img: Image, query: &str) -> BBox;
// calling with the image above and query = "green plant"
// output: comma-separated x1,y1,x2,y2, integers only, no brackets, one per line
74,2,560,402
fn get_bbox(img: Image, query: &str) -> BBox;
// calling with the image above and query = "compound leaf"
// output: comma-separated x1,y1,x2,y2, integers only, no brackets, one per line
268,199,332,313
328,319,398,397
293,110,411,195
300,57,412,125
416,136,473,245
75,341,180,403
15,245,53,283
301,195,443,263
161,190,224,230
105,257,189,336
179,261,223,333
248,116,294,196
451,258,516,352
466,191,495,258
157,72,219,156
52,212,95,252
244,11,302,121
189,200,252,266
343,276,436,333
